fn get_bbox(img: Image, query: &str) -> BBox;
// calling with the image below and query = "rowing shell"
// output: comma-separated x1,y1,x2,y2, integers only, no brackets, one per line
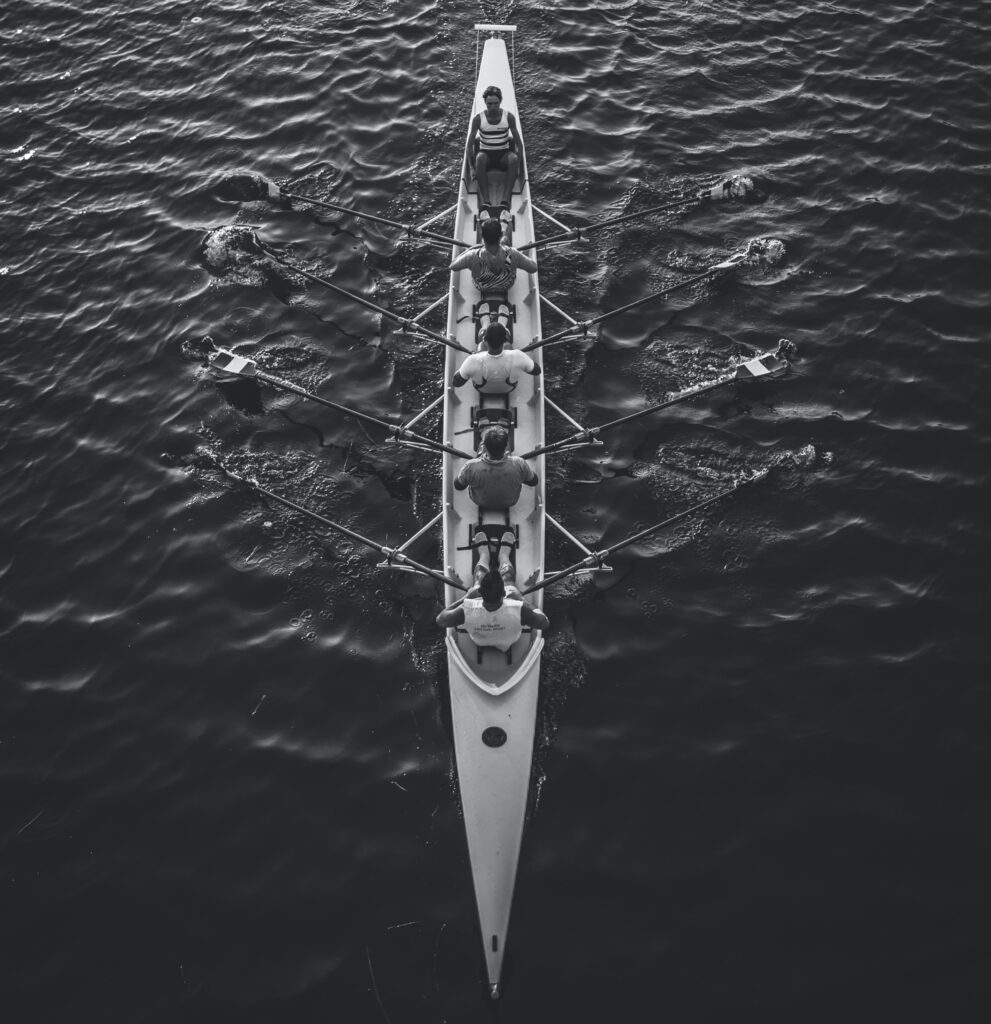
204,30,794,997
442,24,544,998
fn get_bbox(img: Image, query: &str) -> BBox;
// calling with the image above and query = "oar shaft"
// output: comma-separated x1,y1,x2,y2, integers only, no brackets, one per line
583,265,724,328
524,376,729,457
253,368,395,431
524,258,739,352
518,194,706,252
604,481,752,558
520,477,761,596
523,352,786,458
239,477,462,589
279,189,469,248
249,480,386,550
254,369,472,457
593,375,736,433
581,193,705,232
258,244,469,353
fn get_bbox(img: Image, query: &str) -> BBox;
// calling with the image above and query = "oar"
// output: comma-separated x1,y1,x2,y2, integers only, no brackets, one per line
263,180,471,249
523,248,750,353
518,176,761,253
251,236,471,354
520,341,794,459
520,470,769,597
209,348,475,460
218,464,467,591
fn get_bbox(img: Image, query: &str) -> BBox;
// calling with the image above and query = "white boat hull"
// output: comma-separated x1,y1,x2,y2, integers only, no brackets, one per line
442,27,545,996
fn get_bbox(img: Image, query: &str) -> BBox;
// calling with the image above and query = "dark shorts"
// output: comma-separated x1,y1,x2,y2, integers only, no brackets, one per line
478,148,512,171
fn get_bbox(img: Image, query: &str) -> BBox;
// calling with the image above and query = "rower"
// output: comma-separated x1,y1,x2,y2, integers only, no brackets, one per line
464,85,526,212
453,323,540,393
436,533,549,652
450,219,537,310
454,426,538,511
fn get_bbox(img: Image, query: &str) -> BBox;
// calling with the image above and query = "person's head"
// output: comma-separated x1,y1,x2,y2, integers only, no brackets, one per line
480,218,503,245
482,322,508,352
478,568,505,604
482,86,502,110
481,426,509,460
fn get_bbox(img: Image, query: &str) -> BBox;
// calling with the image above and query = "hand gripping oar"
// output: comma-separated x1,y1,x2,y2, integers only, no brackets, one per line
520,470,769,597
265,181,471,250
520,341,794,459
209,348,475,460
251,236,470,354
523,247,751,353
217,464,467,591
518,176,760,253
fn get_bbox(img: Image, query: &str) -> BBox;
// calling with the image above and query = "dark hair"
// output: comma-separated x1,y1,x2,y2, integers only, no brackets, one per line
480,218,503,244
482,86,502,101
479,568,505,603
482,426,508,459
483,322,508,350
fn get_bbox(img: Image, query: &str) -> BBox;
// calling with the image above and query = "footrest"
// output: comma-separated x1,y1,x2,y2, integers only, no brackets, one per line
472,396,516,449
460,521,517,552
474,299,516,328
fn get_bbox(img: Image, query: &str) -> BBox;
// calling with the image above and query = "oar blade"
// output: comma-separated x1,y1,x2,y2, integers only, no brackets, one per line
735,354,779,379
209,349,258,379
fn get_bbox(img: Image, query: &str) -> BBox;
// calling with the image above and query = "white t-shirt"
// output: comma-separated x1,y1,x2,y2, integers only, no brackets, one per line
459,348,535,388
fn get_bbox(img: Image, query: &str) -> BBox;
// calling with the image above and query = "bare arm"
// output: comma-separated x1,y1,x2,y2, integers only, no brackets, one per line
508,246,538,274
436,605,466,630
507,112,526,176
517,457,538,487
464,114,481,176
515,351,540,376
520,603,549,632
449,246,479,273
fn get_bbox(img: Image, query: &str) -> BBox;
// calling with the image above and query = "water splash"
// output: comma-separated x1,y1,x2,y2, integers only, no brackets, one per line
200,225,266,274
746,237,786,266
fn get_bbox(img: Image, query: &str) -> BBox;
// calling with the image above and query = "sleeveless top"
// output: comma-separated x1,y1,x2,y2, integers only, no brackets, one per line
459,349,535,391
463,597,523,649
479,109,510,151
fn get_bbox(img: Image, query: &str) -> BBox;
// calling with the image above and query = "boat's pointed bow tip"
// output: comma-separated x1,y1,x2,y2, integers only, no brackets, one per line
489,982,501,1000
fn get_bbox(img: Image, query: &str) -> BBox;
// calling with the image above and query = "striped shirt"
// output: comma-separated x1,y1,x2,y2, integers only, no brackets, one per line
450,244,537,294
479,109,510,151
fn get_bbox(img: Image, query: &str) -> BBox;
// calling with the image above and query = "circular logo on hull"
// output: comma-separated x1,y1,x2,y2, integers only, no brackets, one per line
482,726,507,747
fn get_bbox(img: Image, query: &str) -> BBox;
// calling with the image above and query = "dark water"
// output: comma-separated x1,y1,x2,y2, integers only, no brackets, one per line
3,0,989,1020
